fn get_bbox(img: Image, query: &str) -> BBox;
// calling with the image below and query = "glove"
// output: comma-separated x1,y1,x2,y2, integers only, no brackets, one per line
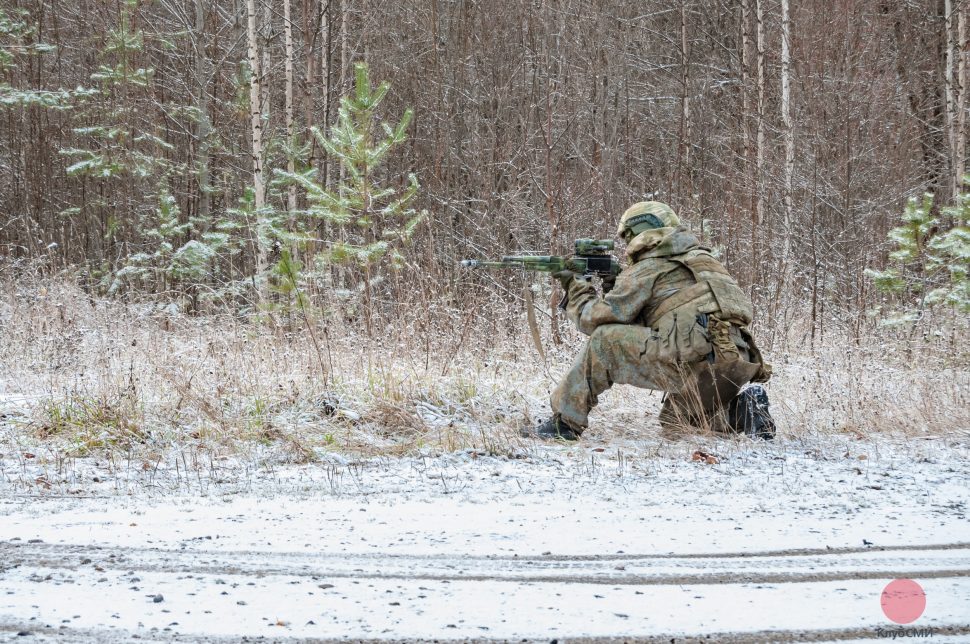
602,275,617,294
552,269,580,290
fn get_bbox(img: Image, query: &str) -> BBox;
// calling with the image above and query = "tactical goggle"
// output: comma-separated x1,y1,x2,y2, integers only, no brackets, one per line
621,212,666,240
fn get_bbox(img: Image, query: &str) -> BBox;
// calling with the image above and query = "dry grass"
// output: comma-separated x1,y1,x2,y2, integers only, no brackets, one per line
0,275,968,467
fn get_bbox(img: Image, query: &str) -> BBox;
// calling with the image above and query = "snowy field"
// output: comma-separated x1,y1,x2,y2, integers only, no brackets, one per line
2,428,969,642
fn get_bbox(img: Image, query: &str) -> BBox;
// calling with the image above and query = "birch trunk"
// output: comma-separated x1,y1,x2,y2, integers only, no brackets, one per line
261,2,271,121
781,0,794,261
246,0,267,283
755,0,766,231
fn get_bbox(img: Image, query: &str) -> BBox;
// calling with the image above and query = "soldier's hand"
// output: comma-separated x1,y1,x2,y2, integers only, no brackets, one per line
552,269,580,289
602,275,617,294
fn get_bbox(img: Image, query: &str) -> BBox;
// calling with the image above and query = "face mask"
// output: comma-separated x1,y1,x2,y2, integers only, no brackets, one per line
625,226,680,258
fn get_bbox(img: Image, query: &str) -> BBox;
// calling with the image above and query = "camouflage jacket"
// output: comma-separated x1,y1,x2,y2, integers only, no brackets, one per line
564,227,753,337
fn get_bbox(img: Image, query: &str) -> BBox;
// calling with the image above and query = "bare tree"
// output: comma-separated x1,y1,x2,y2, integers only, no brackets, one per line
284,0,297,216
781,0,794,262
247,0,267,285
947,0,958,199
194,0,211,222
339,0,350,186
755,0,766,235
740,0,754,265
320,0,333,187
678,0,692,208
958,2,967,195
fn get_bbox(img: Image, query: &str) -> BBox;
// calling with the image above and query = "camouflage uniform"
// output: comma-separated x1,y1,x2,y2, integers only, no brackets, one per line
552,225,771,435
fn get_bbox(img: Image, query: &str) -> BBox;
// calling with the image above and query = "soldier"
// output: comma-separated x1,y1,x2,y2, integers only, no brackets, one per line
522,201,776,441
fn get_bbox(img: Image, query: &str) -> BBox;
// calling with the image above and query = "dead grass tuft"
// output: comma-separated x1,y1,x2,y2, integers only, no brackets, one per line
365,399,427,438
34,393,145,455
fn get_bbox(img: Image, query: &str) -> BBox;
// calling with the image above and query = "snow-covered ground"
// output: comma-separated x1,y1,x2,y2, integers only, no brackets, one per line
2,434,969,642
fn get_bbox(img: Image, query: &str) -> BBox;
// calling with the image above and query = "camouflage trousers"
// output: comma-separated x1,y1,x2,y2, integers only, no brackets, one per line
550,323,752,435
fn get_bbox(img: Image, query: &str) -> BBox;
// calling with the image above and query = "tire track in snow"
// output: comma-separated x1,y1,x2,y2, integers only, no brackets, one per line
3,621,970,643
4,542,969,641
4,541,970,586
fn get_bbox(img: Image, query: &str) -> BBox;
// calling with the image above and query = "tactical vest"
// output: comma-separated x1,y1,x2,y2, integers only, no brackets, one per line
643,249,770,384
644,250,753,328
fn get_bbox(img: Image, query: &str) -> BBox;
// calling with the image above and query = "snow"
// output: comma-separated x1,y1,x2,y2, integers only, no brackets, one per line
2,569,967,641
1,437,969,641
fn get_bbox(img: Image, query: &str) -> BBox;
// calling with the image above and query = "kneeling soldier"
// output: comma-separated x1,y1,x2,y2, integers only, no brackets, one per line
523,201,776,441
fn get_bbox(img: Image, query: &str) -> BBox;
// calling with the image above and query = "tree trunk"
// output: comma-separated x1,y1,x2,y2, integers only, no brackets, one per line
540,13,562,345
247,0,267,284
339,0,350,185
340,0,349,94
284,0,297,217
194,0,211,224
755,0,765,229
261,1,271,122
957,3,967,195
320,0,332,187
753,0,766,278
741,0,755,276
781,0,793,261
678,0,692,209
302,0,316,188
946,0,957,199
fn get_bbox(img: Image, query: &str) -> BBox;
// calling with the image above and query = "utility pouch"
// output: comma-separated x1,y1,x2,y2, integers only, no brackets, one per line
707,279,753,325
685,317,759,411
655,310,712,365
738,326,773,382
709,316,743,363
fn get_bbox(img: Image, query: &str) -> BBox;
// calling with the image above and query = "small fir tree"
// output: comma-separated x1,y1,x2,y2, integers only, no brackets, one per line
60,0,168,181
274,62,426,331
58,0,177,270
0,8,81,109
110,190,202,292
867,190,970,325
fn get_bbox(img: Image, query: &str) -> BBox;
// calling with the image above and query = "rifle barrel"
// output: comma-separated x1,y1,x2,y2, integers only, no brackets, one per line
460,259,513,269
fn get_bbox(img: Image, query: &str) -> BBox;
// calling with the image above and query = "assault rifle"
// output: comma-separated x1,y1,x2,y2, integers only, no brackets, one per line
461,238,621,309
461,239,621,360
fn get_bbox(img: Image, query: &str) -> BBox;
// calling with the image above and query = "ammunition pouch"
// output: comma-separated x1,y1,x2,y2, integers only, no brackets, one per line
652,309,713,365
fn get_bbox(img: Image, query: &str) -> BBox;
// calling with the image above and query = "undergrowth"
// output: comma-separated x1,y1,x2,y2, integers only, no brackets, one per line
0,276,968,472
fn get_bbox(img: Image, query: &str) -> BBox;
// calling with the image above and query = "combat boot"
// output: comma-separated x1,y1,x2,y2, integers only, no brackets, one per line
727,384,776,440
520,416,581,441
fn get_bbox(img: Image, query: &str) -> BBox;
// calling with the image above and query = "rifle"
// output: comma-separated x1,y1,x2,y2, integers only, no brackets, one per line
461,238,621,309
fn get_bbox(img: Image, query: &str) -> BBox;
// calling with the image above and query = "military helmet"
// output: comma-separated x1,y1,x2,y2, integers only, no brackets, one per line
616,201,680,239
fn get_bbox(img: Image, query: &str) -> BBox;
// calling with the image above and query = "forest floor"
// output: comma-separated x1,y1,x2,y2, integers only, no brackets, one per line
1,281,969,641
1,422,969,642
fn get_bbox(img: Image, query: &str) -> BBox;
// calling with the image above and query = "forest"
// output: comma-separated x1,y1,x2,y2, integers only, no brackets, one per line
0,0,968,449
2,2,970,641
